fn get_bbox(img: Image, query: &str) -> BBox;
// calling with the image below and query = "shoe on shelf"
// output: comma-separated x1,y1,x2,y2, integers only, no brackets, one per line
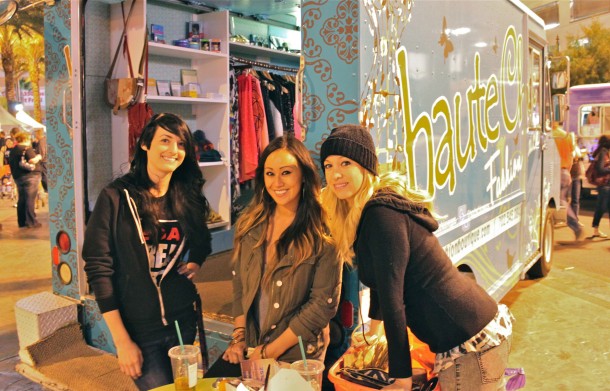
592,231,607,238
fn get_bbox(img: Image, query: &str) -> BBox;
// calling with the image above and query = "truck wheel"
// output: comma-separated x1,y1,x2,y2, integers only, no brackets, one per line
528,210,554,278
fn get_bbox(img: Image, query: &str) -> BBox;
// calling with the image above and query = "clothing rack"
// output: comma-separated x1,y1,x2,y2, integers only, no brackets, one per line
230,55,298,74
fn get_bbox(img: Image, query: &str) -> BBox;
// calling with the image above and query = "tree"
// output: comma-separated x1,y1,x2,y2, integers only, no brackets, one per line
14,31,45,121
0,6,43,104
562,20,610,86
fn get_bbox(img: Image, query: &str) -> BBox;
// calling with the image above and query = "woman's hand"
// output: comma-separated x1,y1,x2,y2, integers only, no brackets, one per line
383,377,412,391
178,262,200,280
115,339,144,379
222,340,247,364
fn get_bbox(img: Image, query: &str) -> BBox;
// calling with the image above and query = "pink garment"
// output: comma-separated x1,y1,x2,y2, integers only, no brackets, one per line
237,74,258,182
251,77,269,151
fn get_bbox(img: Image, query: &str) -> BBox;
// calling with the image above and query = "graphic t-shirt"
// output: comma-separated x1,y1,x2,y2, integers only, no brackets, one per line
144,197,186,286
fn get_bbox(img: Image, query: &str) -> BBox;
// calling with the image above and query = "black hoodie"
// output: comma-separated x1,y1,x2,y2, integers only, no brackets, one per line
82,181,211,342
354,191,498,379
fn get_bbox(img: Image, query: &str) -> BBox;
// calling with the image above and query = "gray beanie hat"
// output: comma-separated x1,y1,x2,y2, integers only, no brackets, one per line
320,124,378,175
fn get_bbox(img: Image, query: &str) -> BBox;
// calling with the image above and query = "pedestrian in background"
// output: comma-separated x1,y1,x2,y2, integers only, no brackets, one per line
8,131,42,228
591,135,610,238
222,134,341,367
32,128,48,194
320,124,514,391
82,113,212,390
570,136,585,227
553,122,584,240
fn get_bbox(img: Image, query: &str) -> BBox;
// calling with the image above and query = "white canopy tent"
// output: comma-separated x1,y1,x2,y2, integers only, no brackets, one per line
16,110,46,132
0,105,29,131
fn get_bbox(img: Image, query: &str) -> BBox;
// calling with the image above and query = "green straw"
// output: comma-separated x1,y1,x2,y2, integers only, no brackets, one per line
297,336,307,369
174,320,185,353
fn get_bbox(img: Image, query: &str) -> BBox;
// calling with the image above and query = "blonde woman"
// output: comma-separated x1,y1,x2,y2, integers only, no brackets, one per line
320,125,513,391
222,134,342,366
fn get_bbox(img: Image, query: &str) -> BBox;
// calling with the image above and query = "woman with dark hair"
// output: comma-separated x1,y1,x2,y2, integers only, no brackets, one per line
591,135,610,238
82,113,212,390
222,134,342,365
8,131,42,228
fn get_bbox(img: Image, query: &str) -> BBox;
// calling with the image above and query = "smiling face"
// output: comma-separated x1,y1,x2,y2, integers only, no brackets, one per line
323,155,366,204
264,148,303,212
142,127,186,181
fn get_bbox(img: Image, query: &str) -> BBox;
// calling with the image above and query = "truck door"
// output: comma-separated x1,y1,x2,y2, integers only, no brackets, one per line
523,41,548,272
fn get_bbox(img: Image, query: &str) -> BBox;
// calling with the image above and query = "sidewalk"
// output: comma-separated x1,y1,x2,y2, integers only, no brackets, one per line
0,196,50,390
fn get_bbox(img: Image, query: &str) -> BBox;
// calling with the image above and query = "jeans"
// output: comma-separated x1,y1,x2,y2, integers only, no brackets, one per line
592,185,610,228
15,173,41,227
133,320,197,391
570,177,581,217
560,169,581,235
437,338,511,391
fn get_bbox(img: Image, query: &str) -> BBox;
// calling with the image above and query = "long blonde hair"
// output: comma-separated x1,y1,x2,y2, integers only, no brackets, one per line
322,170,432,265
233,135,332,288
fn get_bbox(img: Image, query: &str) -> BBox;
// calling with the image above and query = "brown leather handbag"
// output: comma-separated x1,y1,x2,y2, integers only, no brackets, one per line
104,1,146,115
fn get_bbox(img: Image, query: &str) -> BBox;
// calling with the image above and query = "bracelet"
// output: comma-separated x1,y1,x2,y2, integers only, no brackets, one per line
261,343,267,359
231,328,245,339
230,336,245,346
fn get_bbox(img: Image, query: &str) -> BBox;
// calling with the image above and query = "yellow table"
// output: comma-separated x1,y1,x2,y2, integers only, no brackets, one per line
150,378,218,390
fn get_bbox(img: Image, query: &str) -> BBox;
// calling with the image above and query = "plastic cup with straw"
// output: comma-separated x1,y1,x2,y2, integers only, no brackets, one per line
175,320,185,353
298,335,307,370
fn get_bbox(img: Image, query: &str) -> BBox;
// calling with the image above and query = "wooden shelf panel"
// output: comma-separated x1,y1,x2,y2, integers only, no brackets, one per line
147,95,228,104
208,220,230,229
149,41,227,60
199,160,227,168
229,42,300,62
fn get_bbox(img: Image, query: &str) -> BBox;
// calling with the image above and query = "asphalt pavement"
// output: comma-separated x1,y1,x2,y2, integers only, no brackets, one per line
0,196,609,390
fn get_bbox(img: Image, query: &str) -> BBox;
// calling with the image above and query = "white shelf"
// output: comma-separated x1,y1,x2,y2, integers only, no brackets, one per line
147,95,228,104
208,220,230,229
229,42,300,62
199,161,226,168
149,41,227,60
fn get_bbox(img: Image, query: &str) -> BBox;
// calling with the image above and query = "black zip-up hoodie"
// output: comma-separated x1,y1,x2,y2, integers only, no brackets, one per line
82,181,211,342
354,190,498,379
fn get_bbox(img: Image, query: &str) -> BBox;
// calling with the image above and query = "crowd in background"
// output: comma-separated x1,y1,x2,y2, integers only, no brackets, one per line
0,126,48,229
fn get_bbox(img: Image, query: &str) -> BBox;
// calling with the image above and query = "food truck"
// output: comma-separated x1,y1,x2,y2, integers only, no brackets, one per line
564,83,610,196
18,0,562,373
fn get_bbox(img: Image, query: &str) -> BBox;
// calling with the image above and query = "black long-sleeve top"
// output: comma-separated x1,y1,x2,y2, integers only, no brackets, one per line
354,191,498,379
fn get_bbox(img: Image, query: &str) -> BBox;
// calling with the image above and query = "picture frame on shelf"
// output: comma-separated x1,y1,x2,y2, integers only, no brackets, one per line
151,24,165,43
170,81,182,97
147,78,158,96
181,83,201,98
187,21,203,39
180,69,198,86
156,80,171,96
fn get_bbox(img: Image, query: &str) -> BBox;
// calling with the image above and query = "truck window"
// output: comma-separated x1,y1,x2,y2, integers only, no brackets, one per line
527,47,542,131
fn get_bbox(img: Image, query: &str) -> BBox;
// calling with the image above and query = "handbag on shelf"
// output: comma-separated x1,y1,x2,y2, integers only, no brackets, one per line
19,149,35,172
104,0,147,115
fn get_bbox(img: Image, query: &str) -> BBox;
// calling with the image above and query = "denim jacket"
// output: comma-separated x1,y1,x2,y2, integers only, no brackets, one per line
232,225,342,362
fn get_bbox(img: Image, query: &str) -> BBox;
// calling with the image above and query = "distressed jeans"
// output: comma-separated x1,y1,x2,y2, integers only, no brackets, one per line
133,320,197,391
437,338,511,391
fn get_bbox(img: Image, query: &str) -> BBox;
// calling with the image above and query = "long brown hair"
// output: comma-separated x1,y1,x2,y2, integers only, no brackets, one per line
233,135,331,287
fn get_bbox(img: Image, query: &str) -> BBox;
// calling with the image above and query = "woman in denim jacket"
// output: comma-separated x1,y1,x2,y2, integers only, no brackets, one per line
222,134,342,364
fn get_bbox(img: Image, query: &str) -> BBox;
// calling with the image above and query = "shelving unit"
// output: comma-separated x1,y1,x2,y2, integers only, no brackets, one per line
229,41,300,62
110,2,232,247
